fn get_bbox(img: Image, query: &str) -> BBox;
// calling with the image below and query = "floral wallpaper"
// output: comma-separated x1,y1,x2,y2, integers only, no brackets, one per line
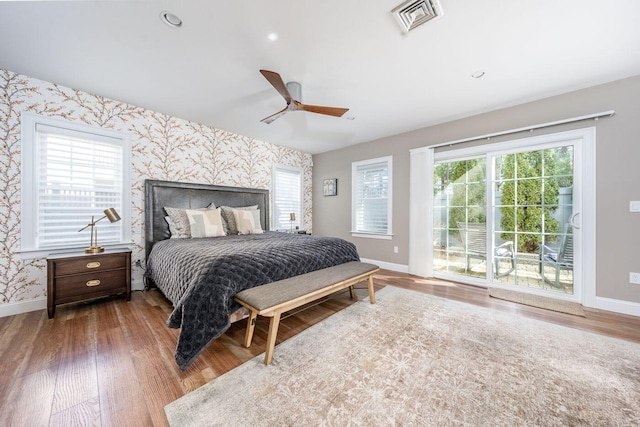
0,69,313,307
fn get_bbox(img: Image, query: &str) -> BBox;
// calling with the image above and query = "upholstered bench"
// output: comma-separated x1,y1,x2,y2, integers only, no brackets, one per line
234,261,379,365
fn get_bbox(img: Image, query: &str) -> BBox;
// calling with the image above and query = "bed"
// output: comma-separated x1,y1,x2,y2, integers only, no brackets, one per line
144,180,360,370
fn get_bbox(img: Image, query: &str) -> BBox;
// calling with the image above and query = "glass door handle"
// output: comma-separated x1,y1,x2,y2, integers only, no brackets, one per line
569,212,581,229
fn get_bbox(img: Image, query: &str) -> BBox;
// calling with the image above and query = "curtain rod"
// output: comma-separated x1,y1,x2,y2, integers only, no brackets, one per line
429,110,615,149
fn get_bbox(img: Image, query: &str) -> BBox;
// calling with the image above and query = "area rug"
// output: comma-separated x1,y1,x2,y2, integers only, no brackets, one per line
165,286,640,426
489,287,586,316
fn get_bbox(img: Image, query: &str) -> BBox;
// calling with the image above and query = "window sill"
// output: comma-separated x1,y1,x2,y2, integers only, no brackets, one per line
20,243,135,260
350,232,393,240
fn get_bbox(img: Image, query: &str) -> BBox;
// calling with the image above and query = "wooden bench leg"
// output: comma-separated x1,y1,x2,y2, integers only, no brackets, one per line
264,312,281,365
367,274,376,304
244,310,258,348
349,285,356,300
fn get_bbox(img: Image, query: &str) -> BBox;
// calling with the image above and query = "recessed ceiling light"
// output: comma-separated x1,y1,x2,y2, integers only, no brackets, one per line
160,11,182,28
267,33,279,42
345,116,356,121
471,70,485,79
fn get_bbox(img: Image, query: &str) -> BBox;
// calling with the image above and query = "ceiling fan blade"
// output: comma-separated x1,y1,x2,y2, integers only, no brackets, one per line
260,70,293,104
259,69,350,123
297,102,349,118
260,106,290,124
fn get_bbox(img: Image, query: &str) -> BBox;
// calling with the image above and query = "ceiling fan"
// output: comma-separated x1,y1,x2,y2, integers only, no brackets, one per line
259,69,349,124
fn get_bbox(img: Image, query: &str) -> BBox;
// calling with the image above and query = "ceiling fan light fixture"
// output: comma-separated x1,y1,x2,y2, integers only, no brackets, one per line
160,11,182,28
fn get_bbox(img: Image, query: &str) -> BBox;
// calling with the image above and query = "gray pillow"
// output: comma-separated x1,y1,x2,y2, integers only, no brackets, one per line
164,216,180,238
164,207,192,238
165,202,217,238
220,205,258,235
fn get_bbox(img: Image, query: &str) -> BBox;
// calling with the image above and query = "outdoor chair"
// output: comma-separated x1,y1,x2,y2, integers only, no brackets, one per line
540,223,574,289
457,222,515,278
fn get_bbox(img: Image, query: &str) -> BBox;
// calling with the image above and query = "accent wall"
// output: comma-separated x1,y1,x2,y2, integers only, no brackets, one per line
0,69,313,312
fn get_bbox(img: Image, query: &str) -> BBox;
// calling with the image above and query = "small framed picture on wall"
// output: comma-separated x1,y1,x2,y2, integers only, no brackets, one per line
323,178,337,196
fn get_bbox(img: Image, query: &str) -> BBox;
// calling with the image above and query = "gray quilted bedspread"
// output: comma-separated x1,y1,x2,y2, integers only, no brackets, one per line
145,231,360,370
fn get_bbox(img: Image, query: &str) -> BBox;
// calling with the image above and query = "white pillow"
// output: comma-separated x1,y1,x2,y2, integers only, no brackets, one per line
186,208,226,238
249,209,262,232
233,209,264,235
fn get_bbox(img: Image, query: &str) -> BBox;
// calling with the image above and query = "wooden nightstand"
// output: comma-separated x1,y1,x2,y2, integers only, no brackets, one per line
47,250,131,319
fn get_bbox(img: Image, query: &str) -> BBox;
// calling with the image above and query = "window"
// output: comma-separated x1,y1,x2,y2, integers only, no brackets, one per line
351,156,393,239
272,165,302,231
21,113,131,258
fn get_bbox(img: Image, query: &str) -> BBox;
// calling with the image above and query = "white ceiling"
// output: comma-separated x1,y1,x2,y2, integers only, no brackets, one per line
2,0,640,154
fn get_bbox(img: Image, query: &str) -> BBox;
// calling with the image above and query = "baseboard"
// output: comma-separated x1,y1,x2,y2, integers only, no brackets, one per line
360,259,639,318
593,296,640,318
6,272,633,319
0,297,47,318
132,278,145,291
0,280,145,318
360,258,409,274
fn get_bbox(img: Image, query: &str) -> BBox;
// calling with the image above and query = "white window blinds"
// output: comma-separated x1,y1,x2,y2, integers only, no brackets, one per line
21,113,131,256
352,156,393,237
273,165,302,231
36,124,124,248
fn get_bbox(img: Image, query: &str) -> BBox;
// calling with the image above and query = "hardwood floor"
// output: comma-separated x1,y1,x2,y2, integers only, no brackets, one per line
1,270,639,426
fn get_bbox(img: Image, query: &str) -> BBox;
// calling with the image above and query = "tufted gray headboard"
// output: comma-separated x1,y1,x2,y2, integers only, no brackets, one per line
144,179,270,261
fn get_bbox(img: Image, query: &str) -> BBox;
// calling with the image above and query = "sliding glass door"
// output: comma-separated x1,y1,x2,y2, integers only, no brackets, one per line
433,133,585,299
433,158,488,280
492,146,575,293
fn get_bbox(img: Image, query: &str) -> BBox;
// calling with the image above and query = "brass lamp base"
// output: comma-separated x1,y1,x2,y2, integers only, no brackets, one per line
85,246,105,254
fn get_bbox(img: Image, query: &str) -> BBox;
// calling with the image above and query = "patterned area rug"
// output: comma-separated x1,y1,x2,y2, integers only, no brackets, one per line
165,286,640,426
489,287,586,316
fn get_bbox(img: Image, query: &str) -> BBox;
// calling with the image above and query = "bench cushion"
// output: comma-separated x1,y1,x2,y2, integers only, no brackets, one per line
235,261,378,311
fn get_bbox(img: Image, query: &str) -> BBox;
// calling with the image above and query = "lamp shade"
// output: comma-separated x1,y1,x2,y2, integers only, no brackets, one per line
104,208,121,223
289,212,296,221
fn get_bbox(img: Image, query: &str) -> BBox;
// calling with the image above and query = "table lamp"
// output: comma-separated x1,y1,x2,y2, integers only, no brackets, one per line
78,208,121,253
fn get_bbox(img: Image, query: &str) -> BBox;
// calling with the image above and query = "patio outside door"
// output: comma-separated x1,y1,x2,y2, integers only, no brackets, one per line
433,135,583,300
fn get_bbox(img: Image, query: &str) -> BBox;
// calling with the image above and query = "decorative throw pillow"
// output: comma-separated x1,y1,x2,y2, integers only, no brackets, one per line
164,207,193,238
233,209,264,235
186,208,226,238
207,202,228,234
165,204,217,238
220,205,258,235
250,209,263,232
164,216,180,238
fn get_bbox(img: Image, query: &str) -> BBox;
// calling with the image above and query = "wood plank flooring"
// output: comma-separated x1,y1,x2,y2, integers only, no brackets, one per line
1,270,639,426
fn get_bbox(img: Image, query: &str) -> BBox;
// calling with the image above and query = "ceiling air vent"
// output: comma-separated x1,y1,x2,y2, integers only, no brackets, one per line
391,0,444,33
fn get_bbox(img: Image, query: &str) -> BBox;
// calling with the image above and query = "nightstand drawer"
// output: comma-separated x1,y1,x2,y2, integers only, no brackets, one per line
56,269,126,299
52,253,129,276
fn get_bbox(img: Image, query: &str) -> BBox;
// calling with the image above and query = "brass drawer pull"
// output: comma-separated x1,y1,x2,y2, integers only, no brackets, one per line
86,279,101,287
87,262,101,269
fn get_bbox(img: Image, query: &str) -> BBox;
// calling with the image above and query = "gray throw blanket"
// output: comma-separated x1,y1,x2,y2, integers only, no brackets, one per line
145,232,360,370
